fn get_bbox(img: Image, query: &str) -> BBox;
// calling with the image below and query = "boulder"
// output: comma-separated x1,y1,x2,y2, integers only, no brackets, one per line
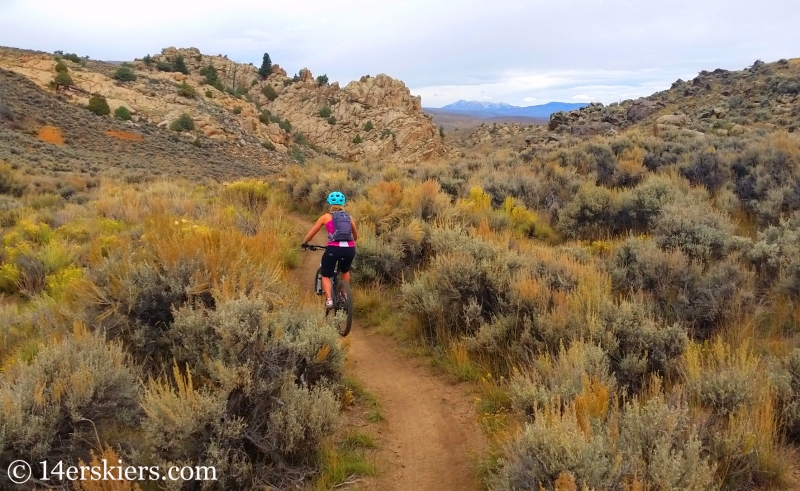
570,122,614,137
656,114,690,126
548,111,569,131
626,98,663,122
271,64,287,77
728,125,745,136
299,68,314,83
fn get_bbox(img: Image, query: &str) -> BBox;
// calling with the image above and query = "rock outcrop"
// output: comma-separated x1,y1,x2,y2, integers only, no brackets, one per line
0,46,446,164
541,58,800,140
626,98,664,122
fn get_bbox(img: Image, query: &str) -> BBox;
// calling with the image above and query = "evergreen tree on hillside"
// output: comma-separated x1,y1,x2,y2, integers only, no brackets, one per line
172,55,189,75
258,53,272,79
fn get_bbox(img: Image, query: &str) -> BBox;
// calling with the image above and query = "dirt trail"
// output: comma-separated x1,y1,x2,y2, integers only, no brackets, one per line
290,215,485,491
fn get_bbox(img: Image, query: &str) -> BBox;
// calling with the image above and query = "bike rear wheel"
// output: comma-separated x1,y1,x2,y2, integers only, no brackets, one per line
333,278,353,336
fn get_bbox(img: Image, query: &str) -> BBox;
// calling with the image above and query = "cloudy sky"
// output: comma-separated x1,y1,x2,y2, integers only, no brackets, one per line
2,0,799,107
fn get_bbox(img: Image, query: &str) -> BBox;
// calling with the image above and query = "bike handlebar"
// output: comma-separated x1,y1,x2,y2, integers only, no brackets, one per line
301,244,326,251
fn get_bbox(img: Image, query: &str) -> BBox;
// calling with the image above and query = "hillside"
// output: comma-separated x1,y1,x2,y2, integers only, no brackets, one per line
0,46,446,174
453,58,800,149
546,58,800,137
0,68,277,183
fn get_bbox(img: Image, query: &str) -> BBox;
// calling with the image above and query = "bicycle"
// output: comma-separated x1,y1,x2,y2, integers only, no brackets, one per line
302,244,353,336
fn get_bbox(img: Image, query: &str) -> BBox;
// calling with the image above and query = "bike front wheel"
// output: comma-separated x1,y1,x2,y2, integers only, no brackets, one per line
333,278,353,336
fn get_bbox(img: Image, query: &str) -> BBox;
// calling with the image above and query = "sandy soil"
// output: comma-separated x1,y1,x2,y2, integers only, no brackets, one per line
36,125,64,145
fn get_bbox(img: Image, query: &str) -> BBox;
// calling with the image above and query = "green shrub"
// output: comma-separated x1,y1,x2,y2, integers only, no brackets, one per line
617,175,680,232
681,151,728,193
200,64,219,86
350,228,405,284
779,349,800,438
684,341,758,416
261,84,278,101
114,105,132,121
112,66,137,82
259,111,271,124
52,71,74,87
290,146,305,163
261,140,276,151
143,54,153,66
604,300,688,390
753,108,772,121
279,118,292,132
172,55,189,74
353,134,362,144
363,121,374,132
205,89,213,98
294,132,307,146
170,113,195,132
557,184,619,239
87,94,110,116
328,116,336,125
177,81,196,98
233,106,242,115
509,341,614,419
143,303,342,487
316,74,329,86
748,211,800,294
491,397,714,490
319,106,332,118
402,236,522,340
653,202,738,262
63,53,82,63
54,60,68,73
156,61,172,72
0,329,140,464
610,237,747,337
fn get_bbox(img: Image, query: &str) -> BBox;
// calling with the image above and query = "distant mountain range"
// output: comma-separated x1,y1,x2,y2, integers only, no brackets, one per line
425,100,589,119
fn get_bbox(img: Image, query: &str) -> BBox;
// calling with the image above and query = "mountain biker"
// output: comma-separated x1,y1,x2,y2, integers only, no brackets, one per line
301,191,358,309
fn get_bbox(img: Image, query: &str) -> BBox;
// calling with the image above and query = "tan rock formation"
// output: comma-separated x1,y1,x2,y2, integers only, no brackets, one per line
0,47,446,163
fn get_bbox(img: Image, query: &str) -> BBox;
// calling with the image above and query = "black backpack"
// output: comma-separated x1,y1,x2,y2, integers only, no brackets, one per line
330,211,354,241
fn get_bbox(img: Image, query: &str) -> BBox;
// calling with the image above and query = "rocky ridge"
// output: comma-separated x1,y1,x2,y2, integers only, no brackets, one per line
546,58,800,138
0,46,445,164
459,57,799,149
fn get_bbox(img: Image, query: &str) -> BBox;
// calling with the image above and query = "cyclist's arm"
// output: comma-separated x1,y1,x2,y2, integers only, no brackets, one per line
351,218,358,241
302,215,327,244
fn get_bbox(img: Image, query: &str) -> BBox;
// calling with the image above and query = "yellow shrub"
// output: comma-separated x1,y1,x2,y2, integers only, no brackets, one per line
46,264,83,300
0,263,21,293
466,186,492,212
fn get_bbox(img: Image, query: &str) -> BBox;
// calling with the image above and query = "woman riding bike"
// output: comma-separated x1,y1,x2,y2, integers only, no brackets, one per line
301,191,358,309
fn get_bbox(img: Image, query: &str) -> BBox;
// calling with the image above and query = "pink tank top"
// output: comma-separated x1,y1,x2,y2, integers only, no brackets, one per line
326,220,355,247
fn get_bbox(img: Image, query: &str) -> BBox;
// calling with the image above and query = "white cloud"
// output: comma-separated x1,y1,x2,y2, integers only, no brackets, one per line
523,97,538,102
572,94,591,101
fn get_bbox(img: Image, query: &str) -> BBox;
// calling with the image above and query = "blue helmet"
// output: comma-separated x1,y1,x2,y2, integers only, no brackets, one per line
327,191,346,206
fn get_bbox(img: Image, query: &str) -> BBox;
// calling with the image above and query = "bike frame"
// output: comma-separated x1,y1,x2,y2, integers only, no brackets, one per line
304,244,353,336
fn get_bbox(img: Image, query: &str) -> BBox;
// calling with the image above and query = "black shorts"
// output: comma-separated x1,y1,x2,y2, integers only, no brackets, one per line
320,246,356,278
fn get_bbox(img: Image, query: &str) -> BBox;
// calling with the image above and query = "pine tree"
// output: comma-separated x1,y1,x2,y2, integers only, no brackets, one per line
172,55,189,75
258,53,272,79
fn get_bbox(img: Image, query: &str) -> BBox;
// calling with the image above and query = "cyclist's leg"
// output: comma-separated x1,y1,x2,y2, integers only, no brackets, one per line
337,247,356,283
321,277,332,298
320,247,338,300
